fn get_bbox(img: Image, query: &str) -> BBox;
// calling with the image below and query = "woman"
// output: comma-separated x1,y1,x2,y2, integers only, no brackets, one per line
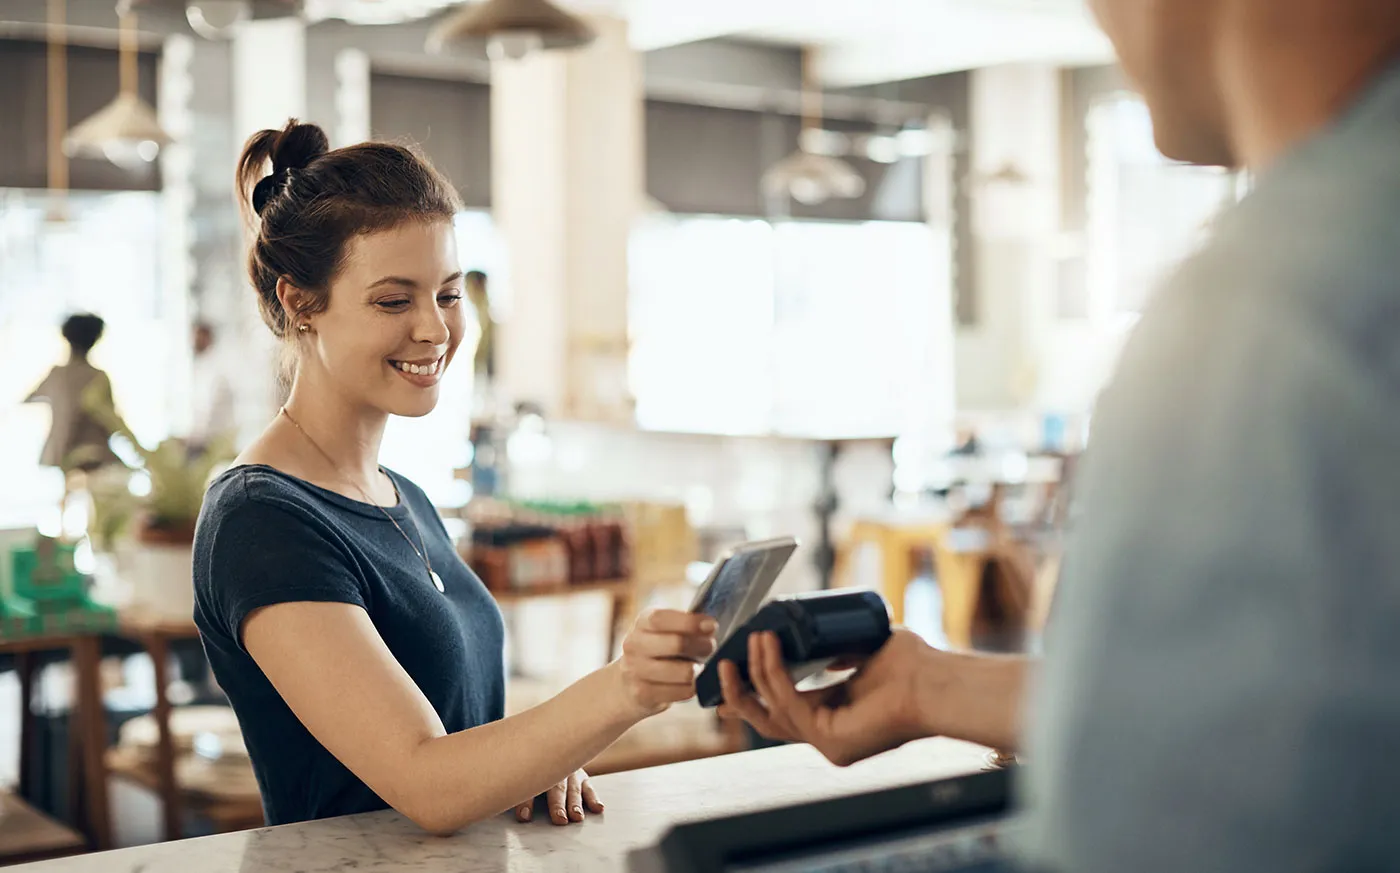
193,121,716,834
26,312,126,472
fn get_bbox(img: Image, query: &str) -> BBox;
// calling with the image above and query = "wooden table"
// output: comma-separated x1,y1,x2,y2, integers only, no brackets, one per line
8,737,995,873
0,791,84,865
107,611,261,843
0,632,110,854
836,519,991,648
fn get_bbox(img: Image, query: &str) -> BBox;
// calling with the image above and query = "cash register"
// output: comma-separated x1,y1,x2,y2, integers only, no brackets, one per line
628,767,1021,873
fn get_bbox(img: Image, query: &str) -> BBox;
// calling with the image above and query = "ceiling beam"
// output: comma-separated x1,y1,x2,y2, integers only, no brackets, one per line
623,0,813,51
815,9,1113,87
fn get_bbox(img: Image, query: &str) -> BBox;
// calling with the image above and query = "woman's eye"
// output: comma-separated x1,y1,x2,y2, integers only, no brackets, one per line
377,300,410,310
438,293,464,307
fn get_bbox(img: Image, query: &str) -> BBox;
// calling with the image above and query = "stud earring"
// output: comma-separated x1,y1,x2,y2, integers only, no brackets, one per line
297,323,310,333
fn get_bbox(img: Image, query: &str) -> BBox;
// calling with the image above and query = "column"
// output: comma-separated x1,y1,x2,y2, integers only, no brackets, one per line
490,16,643,423
228,18,309,426
954,64,1061,416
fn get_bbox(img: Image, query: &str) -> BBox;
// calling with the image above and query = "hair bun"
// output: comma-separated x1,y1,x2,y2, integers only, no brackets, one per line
270,121,329,174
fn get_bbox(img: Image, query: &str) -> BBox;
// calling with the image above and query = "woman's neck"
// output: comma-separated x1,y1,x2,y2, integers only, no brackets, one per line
280,376,389,497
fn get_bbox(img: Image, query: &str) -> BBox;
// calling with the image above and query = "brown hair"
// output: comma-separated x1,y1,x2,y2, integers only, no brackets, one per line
236,119,462,339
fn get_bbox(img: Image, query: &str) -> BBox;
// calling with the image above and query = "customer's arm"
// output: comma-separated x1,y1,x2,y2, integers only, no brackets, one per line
719,628,1029,765
243,602,713,835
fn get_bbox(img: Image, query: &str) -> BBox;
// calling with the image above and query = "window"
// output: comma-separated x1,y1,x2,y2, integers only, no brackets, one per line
628,215,946,439
1087,95,1239,314
0,189,171,528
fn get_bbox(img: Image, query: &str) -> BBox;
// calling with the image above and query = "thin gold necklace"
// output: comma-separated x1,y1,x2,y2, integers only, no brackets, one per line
279,407,445,593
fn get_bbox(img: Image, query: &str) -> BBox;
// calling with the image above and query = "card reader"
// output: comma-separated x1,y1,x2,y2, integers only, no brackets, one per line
696,590,892,709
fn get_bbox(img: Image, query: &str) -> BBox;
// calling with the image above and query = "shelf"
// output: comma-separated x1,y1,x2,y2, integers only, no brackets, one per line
490,578,632,603
106,748,264,834
0,792,85,864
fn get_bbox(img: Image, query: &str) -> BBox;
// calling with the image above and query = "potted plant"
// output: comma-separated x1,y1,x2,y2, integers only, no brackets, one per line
120,435,235,618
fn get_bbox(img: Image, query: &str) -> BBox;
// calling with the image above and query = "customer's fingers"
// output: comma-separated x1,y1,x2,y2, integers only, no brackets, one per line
566,771,585,822
515,800,533,823
547,780,568,825
581,778,605,813
632,655,700,686
624,628,715,661
641,608,718,636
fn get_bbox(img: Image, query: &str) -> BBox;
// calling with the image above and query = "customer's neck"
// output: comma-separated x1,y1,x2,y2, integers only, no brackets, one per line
281,380,388,497
1221,3,1400,169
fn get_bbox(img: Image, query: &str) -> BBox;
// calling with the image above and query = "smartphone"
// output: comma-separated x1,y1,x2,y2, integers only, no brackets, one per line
688,537,800,649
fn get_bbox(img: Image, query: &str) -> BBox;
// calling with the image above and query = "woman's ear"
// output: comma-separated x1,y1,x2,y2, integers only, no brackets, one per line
276,277,309,333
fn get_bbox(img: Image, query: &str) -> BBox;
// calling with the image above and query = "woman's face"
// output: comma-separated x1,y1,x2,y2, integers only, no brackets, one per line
296,220,465,418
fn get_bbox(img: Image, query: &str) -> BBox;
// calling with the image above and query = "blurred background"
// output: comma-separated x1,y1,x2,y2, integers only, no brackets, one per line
0,0,1241,860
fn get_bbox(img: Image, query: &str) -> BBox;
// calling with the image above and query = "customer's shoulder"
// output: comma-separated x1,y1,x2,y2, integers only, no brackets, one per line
382,467,434,508
201,465,331,530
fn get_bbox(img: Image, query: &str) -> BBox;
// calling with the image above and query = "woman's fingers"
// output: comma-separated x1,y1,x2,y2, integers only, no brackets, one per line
624,628,717,662
567,771,585,822
515,801,533,823
547,780,568,825
632,655,702,686
581,778,604,814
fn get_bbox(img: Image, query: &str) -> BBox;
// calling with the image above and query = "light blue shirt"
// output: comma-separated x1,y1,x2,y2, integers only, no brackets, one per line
1024,60,1400,873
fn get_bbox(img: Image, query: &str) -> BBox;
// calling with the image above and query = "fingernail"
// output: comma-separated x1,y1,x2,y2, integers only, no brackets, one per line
522,809,532,822
700,618,718,633
572,806,583,817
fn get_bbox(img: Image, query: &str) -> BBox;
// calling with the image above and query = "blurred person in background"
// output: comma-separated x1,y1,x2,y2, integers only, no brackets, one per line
194,120,716,835
24,312,126,472
187,320,238,452
465,269,495,385
723,1,1400,871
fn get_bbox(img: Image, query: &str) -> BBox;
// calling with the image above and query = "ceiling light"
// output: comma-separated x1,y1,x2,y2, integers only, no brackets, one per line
65,92,172,169
860,135,902,164
66,10,173,168
427,0,595,59
762,152,865,206
763,47,865,206
117,0,303,39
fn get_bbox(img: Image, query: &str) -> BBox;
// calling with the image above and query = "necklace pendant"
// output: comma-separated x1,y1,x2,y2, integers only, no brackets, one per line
431,570,445,593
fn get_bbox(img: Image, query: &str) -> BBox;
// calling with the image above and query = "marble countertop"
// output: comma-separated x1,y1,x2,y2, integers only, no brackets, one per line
15,738,994,873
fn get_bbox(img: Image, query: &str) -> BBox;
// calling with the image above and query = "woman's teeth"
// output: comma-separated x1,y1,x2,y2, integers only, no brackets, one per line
393,359,442,376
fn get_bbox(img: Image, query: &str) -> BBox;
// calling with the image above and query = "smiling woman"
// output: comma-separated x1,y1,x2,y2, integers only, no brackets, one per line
192,120,719,834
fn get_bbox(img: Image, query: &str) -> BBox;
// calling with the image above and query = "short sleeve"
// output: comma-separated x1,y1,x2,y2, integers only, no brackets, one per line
25,368,57,403
203,496,369,652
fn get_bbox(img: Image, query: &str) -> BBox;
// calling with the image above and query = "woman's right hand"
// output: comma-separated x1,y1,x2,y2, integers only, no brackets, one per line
610,609,718,719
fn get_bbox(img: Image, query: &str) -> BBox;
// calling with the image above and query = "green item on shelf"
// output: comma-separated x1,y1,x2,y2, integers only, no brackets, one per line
12,536,86,603
0,535,118,642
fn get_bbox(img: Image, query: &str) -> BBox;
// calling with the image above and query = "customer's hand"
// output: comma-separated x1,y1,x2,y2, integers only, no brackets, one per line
514,769,603,825
718,628,937,767
610,609,718,719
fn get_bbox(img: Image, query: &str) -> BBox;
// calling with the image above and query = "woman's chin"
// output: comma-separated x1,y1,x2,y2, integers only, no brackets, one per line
381,388,441,419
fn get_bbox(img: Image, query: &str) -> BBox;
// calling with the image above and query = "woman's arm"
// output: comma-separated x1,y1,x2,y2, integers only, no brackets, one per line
243,601,711,835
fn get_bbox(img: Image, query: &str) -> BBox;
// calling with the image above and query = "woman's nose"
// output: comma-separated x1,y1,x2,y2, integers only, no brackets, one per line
414,302,450,345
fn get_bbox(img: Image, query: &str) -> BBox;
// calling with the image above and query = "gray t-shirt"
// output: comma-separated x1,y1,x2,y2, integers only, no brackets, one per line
1023,61,1400,873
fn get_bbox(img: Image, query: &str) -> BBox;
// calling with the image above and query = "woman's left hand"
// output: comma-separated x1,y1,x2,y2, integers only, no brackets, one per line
514,769,604,825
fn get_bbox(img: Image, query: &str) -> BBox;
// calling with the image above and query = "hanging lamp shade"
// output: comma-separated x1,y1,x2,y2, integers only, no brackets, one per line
427,0,595,60
116,0,303,40
762,151,865,206
65,10,173,169
763,46,865,207
65,92,172,167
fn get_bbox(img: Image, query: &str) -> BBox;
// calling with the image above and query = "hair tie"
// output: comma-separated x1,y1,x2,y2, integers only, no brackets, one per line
252,167,297,216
